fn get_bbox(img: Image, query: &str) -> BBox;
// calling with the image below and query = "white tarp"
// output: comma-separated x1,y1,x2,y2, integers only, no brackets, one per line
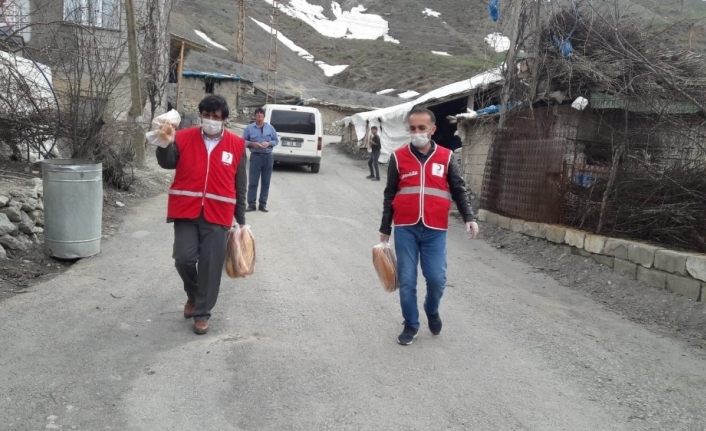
0,50,53,114
345,69,503,161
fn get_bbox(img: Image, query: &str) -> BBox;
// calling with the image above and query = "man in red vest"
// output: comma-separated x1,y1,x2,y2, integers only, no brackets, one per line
379,107,479,345
156,95,247,335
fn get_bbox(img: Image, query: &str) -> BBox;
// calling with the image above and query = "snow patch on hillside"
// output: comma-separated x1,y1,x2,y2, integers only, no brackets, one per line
397,90,420,99
422,8,441,18
263,0,399,43
432,51,451,56
376,89,396,95
194,30,228,51
250,17,348,77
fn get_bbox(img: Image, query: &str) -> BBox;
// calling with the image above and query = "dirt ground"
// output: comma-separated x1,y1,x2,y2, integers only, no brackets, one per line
0,156,172,302
479,222,706,350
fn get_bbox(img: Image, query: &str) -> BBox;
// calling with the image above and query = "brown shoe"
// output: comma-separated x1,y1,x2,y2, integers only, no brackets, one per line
183,300,195,319
193,319,209,335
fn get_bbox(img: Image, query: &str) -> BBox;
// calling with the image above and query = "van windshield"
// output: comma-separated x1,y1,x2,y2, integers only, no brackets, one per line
270,111,316,135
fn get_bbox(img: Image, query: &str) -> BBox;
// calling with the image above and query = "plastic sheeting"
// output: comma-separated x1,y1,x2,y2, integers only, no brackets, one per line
344,69,503,162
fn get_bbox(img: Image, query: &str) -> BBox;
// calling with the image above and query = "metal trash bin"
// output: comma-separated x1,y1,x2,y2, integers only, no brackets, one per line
42,159,103,258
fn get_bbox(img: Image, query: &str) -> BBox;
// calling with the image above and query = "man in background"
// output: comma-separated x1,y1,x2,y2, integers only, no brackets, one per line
366,126,381,181
243,107,279,212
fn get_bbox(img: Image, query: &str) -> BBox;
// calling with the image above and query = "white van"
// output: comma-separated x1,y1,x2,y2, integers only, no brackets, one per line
265,104,323,173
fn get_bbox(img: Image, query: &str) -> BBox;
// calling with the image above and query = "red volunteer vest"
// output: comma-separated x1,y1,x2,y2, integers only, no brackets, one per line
167,127,245,227
392,144,453,230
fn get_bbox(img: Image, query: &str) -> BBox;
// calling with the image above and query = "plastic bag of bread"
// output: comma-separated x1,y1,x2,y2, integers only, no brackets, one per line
224,225,256,278
145,109,181,148
372,241,398,292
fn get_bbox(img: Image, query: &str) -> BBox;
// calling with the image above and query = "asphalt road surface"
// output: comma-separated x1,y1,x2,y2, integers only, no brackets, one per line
2,144,705,430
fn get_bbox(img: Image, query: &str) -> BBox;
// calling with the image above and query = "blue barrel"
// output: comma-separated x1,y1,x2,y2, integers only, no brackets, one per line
42,159,103,258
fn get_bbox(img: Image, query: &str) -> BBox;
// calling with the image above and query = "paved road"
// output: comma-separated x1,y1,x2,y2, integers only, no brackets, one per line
2,144,706,430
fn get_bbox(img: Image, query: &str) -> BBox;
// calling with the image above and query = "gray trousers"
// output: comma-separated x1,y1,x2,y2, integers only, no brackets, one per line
247,152,274,207
173,215,228,320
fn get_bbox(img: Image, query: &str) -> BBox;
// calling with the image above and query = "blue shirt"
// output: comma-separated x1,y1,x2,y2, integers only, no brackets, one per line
243,122,279,154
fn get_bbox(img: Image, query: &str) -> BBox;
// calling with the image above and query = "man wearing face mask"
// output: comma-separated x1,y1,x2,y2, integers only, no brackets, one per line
379,107,479,345
156,95,247,335
243,107,279,212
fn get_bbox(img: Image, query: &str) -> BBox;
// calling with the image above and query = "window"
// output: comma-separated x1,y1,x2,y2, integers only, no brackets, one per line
0,0,31,41
63,0,120,30
270,110,316,135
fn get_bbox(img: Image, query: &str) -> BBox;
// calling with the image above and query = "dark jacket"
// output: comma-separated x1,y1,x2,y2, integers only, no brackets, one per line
156,137,248,225
379,142,475,235
370,134,381,151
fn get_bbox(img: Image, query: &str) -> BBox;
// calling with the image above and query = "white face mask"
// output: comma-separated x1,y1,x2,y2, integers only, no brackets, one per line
410,132,430,148
202,118,223,136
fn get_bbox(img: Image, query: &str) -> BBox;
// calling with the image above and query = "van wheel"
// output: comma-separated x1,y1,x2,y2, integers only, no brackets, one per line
310,163,320,173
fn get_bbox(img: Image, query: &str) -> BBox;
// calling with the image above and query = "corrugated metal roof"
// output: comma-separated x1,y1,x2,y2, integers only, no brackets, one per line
182,69,251,82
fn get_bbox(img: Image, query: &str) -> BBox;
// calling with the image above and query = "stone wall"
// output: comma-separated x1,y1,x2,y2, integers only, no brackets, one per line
478,209,705,302
459,118,496,199
0,178,44,259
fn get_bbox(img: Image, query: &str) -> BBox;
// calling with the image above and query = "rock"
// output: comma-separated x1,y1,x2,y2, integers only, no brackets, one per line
21,197,39,212
564,228,586,248
29,210,44,227
0,243,6,259
29,177,42,198
584,234,607,254
545,225,566,244
654,250,688,276
9,190,26,199
18,210,35,234
0,205,22,222
116,201,125,208
0,234,27,251
603,238,631,260
523,221,546,239
685,255,706,282
637,266,666,289
32,226,44,234
665,274,702,300
628,242,659,268
510,218,524,233
0,213,18,236
0,195,9,207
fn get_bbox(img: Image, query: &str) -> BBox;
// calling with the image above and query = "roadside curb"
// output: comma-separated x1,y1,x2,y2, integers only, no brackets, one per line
477,209,705,304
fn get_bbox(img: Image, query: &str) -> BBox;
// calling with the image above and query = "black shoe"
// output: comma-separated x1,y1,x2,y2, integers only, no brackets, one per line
258,206,268,212
397,325,418,345
366,175,374,179
428,313,442,335
246,205,256,212
372,177,380,181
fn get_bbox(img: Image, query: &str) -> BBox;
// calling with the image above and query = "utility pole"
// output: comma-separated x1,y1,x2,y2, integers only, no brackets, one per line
124,0,144,166
236,0,245,63
265,0,278,104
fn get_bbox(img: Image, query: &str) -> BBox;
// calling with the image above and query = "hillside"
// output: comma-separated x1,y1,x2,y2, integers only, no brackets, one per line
169,0,706,103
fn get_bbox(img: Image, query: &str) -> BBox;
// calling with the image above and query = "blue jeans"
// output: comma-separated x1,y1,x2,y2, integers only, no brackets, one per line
394,224,447,329
247,153,274,207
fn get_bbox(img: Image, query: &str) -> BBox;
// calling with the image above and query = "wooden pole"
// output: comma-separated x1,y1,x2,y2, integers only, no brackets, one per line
498,0,524,130
124,0,144,166
236,0,245,63
175,41,185,112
